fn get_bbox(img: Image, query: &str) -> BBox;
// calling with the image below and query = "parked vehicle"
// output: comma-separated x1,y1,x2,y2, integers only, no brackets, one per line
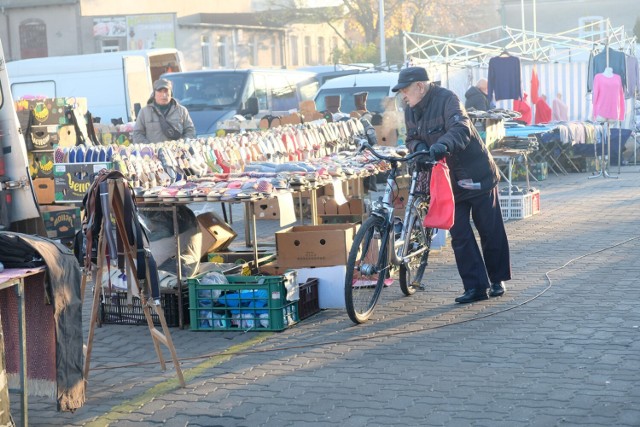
161,69,319,136
297,64,373,85
314,71,406,146
0,38,40,225
313,72,401,114
6,48,184,124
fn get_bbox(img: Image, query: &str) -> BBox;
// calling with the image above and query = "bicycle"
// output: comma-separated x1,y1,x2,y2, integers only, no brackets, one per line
345,138,438,324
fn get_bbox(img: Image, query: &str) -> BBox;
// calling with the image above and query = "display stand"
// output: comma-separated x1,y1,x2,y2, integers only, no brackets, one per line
491,148,536,194
83,178,185,388
589,121,619,179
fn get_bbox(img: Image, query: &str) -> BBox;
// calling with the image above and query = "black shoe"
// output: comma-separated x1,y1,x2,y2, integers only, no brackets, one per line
455,288,489,304
489,282,506,297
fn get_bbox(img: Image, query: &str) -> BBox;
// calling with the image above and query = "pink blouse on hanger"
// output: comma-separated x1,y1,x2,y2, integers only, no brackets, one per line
592,72,625,121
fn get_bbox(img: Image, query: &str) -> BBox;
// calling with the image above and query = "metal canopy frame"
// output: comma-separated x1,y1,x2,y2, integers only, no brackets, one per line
403,18,637,69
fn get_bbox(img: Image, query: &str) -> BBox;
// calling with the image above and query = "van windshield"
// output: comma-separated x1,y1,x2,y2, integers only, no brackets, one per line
314,86,398,114
166,73,247,109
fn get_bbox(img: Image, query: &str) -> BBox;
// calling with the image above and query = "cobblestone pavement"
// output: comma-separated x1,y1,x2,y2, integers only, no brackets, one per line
10,166,640,426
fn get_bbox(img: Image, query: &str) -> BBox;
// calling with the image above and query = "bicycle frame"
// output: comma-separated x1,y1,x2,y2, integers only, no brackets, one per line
368,155,431,269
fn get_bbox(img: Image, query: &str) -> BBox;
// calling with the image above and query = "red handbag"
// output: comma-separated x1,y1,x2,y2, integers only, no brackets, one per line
423,159,455,230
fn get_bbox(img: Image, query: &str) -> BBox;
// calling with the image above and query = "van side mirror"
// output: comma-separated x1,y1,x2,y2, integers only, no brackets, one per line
242,97,259,117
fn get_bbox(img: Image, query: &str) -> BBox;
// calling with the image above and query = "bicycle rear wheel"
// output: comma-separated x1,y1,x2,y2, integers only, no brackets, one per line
399,197,432,295
344,215,389,324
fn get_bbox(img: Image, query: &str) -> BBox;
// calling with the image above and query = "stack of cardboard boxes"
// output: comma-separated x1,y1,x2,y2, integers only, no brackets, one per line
16,97,107,242
265,223,358,309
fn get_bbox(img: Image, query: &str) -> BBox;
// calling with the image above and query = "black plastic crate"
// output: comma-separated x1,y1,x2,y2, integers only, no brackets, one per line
100,288,189,327
298,278,320,320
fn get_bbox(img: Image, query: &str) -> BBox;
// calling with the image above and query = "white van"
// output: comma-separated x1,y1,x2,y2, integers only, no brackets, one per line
314,72,406,145
313,72,402,114
162,69,319,136
6,48,184,124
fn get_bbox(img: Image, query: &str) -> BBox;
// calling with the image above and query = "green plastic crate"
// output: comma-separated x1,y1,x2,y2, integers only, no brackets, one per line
188,272,299,332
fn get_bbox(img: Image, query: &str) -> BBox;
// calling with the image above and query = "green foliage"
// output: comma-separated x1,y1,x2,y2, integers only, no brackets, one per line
332,43,380,64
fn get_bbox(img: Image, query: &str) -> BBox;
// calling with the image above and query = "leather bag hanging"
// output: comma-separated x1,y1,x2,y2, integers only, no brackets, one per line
423,159,455,230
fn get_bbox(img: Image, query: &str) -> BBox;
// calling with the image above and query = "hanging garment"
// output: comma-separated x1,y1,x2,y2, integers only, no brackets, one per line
534,98,552,124
552,96,569,121
587,47,627,92
592,72,625,121
625,54,639,98
530,67,540,104
513,94,532,125
487,54,522,102
0,232,85,412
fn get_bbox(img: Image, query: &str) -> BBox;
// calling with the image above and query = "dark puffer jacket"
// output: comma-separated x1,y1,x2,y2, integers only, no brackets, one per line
404,83,500,202
464,86,490,111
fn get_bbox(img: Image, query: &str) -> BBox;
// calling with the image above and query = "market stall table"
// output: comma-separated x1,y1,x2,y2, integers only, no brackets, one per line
0,266,47,427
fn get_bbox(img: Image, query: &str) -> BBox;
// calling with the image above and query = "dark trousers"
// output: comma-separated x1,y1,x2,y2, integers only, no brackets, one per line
449,187,511,291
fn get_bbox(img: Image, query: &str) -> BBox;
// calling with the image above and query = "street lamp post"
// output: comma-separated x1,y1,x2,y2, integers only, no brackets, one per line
379,0,386,66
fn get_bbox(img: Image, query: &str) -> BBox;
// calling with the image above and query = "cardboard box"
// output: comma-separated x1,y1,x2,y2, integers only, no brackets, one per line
15,97,88,125
53,162,111,201
323,198,339,215
33,177,55,205
28,124,60,149
254,199,280,220
349,198,365,215
337,200,351,215
317,197,365,223
324,178,364,197
197,212,237,255
28,150,55,179
40,204,81,239
276,223,357,268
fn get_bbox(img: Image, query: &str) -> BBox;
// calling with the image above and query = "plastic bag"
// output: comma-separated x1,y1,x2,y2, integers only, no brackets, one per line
422,159,455,230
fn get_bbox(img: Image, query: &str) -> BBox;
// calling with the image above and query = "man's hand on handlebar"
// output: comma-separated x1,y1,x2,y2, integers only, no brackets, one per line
429,142,448,160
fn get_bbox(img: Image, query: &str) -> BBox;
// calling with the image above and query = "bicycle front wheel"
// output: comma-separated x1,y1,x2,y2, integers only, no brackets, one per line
345,215,389,324
399,198,432,295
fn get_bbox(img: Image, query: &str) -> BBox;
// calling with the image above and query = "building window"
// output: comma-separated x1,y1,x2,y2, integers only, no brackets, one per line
290,36,299,66
249,35,258,66
218,35,228,68
19,19,47,59
318,36,325,64
271,35,277,66
304,36,312,65
101,39,120,53
579,16,605,43
201,35,211,68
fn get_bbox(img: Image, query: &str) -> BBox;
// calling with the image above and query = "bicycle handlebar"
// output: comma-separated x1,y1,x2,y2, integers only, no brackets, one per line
356,137,437,165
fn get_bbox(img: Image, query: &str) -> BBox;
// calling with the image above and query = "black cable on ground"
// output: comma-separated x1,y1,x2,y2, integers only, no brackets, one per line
90,234,640,372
